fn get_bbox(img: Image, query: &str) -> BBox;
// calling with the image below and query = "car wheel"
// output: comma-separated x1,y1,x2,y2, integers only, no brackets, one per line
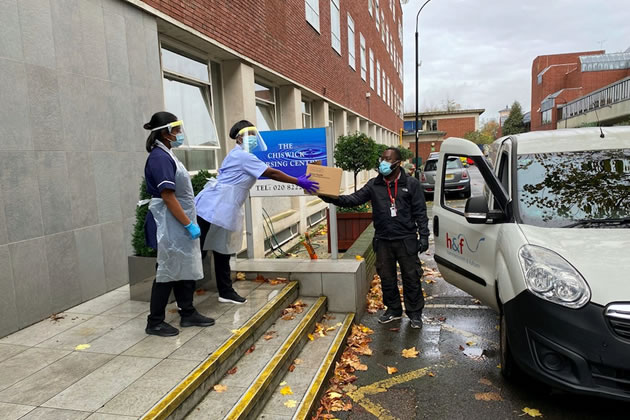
500,311,519,380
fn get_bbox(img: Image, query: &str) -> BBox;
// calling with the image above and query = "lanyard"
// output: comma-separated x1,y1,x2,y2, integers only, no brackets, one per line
386,178,398,206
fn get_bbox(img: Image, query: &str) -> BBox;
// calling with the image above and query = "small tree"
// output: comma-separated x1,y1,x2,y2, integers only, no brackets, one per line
464,130,494,145
399,147,414,162
502,101,526,135
334,132,378,192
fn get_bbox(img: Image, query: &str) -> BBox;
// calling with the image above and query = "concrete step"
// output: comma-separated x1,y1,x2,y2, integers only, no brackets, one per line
141,281,299,420
257,312,355,420
185,296,327,420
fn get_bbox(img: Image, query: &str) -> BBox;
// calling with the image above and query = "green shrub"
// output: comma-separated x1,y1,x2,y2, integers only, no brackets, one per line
337,202,372,213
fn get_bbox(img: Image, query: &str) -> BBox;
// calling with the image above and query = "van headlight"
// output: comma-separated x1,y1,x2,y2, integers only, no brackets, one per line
518,245,590,309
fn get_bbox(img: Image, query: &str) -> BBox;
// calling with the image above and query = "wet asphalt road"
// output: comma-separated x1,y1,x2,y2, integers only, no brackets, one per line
333,167,630,420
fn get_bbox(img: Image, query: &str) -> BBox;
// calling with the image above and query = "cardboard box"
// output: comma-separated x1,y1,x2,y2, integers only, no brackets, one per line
305,164,342,197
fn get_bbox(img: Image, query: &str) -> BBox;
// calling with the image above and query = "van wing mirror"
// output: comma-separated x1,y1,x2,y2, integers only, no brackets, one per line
464,196,507,224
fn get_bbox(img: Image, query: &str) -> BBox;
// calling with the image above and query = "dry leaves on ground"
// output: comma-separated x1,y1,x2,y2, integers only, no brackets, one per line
355,255,364,261
50,313,65,322
294,358,303,365
281,300,307,321
323,314,336,321
269,277,289,285
74,344,90,351
280,385,293,395
466,341,477,347
366,275,385,314
424,278,436,284
478,378,493,387
255,274,267,283
213,384,227,393
245,345,256,354
235,272,246,281
475,392,502,401
313,324,374,419
288,364,296,372
284,400,297,408
263,331,277,340
402,347,420,358
428,372,435,377
521,407,543,417
227,367,238,375
386,366,398,374
194,289,207,296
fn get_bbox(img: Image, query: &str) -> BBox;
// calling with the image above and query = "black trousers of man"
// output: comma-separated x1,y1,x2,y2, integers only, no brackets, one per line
147,279,196,327
374,238,424,316
197,216,236,296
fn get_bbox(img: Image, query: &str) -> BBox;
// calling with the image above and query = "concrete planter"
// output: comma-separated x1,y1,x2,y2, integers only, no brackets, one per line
327,210,373,252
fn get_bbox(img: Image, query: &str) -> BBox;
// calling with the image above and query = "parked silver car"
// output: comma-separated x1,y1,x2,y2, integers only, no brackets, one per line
420,157,471,198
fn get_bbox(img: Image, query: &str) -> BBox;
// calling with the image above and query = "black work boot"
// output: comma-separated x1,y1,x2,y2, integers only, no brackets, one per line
218,291,247,304
145,321,179,337
378,309,403,324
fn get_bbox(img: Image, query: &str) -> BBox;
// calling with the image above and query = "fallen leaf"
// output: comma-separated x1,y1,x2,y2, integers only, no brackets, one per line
359,325,374,334
288,364,296,372
255,274,267,283
280,385,293,395
389,327,400,332
355,255,364,261
427,372,435,377
269,278,289,285
424,278,436,284
401,347,419,358
284,400,298,408
213,384,227,393
475,392,502,401
279,381,287,386
478,378,493,387
323,314,336,320
472,299,482,305
227,367,238,375
74,344,90,351
522,407,543,417
466,341,476,347
282,314,296,321
263,331,276,340
245,345,256,354
50,313,65,322
294,358,303,365
195,289,207,296
327,392,343,399
308,333,315,341
387,366,398,374
497,364,502,369
235,272,246,281
168,309,178,314
459,345,466,351
438,317,447,322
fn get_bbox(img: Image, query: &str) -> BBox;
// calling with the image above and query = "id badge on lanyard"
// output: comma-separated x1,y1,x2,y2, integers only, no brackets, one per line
387,179,398,218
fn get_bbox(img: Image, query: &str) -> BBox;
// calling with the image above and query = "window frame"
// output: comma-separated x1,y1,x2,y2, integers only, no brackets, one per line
255,81,280,131
376,60,381,96
347,14,356,70
302,100,312,128
359,34,367,81
305,0,320,32
369,49,375,89
330,0,341,54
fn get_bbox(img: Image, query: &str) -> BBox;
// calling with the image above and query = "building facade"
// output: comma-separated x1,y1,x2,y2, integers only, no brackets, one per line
401,109,484,164
531,50,630,131
0,0,404,337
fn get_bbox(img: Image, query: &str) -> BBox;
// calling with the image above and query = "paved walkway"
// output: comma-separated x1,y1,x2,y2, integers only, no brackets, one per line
0,280,285,420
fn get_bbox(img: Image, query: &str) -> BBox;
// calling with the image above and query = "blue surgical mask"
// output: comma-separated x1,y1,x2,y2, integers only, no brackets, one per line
171,133,185,148
379,161,393,176
243,135,258,151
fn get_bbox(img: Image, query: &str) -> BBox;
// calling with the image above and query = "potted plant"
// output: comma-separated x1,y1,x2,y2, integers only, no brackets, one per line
128,170,215,301
327,132,379,252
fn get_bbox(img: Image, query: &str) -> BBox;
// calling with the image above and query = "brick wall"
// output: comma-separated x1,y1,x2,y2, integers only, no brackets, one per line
437,117,475,138
140,0,403,131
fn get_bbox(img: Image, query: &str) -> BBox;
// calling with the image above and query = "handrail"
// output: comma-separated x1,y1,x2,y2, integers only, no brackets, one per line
560,76,630,120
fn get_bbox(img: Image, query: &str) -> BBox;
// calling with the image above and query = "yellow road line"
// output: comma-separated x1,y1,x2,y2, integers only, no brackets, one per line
141,281,298,420
226,296,327,420
294,313,355,420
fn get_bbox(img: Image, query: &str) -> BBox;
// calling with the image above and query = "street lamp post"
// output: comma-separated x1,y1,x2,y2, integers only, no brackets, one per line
415,0,432,178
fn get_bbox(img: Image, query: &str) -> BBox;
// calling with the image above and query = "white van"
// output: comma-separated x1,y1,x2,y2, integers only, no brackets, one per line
432,127,630,401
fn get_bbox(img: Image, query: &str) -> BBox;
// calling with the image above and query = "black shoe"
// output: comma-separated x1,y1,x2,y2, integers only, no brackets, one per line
146,322,179,337
409,313,423,329
378,309,402,324
218,291,247,305
180,312,215,328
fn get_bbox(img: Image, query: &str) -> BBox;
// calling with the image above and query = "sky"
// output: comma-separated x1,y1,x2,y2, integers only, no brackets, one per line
401,0,630,123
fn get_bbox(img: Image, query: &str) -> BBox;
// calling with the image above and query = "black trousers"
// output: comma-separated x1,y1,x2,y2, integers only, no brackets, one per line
198,216,236,296
147,279,196,327
374,238,424,316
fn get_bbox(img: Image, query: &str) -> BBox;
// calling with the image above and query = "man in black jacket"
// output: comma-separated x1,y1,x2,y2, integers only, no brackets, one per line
320,147,430,328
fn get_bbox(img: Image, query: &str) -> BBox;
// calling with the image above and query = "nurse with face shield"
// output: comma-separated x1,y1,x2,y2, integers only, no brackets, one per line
142,112,215,337
195,120,319,304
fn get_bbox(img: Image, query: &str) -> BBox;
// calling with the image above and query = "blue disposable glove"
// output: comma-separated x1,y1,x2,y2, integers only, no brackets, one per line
184,222,201,240
297,174,319,194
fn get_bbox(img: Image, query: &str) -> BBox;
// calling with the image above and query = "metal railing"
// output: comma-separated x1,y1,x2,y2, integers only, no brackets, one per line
560,77,630,120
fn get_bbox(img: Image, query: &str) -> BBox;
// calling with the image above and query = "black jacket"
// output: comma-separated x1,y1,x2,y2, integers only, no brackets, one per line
324,170,430,240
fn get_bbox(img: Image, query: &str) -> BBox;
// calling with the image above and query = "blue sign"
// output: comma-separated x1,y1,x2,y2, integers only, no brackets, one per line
253,127,327,179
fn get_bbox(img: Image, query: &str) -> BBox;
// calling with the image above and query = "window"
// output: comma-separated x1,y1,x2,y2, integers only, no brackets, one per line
161,46,220,171
302,100,312,128
368,0,373,16
382,71,386,99
305,0,320,32
392,0,396,20
386,25,390,53
381,12,385,42
330,0,341,54
541,109,552,125
347,14,356,70
425,119,438,131
255,82,278,131
375,0,380,29
369,49,375,89
329,109,335,133
360,34,367,81
399,22,402,43
376,61,381,96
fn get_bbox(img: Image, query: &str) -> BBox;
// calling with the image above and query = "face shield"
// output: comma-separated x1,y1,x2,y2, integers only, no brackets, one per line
237,126,267,153
152,120,187,147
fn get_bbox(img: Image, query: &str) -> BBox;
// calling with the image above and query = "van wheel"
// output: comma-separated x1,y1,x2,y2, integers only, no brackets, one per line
500,312,519,379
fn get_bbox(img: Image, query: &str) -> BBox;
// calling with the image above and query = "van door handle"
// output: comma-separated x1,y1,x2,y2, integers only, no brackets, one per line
433,215,439,237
